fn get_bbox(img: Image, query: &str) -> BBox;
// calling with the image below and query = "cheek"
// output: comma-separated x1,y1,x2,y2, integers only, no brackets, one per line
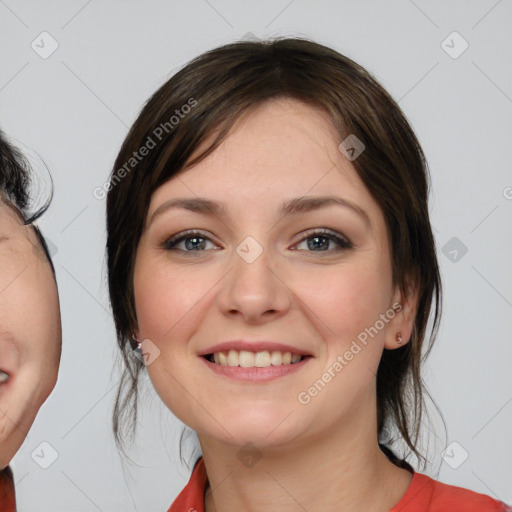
133,249,222,371
23,266,60,352
133,260,210,424
1,265,55,333
296,260,390,344
0,263,60,453
134,262,202,342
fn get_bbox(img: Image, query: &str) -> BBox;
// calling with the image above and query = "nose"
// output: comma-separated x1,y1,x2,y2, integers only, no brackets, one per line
217,238,292,324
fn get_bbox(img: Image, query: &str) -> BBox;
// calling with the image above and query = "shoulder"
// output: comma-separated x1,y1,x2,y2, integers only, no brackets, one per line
0,465,17,510
392,471,512,512
167,456,208,512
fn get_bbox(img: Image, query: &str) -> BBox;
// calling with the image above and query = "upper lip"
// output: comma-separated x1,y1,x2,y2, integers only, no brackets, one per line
197,340,313,357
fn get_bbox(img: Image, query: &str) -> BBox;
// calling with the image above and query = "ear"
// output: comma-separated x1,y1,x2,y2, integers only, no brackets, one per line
384,278,420,350
130,329,140,348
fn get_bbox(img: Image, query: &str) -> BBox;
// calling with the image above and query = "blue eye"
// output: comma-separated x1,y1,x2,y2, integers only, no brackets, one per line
162,228,353,254
162,230,218,252
293,228,353,253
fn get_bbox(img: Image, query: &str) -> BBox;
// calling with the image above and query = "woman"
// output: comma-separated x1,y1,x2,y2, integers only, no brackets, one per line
105,38,511,511
0,130,62,510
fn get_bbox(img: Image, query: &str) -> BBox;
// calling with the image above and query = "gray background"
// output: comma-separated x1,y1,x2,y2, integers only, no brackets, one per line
1,0,511,510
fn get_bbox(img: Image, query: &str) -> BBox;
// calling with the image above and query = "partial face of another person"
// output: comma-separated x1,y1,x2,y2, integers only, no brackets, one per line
0,201,61,468
133,98,416,450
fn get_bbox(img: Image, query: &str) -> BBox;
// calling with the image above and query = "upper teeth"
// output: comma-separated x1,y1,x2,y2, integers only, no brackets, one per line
211,350,303,367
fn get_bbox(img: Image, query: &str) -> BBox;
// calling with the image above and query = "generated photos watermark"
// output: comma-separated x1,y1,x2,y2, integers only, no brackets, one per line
297,301,403,405
93,97,198,200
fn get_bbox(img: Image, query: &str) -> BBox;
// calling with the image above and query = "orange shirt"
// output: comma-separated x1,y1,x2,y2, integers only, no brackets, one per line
167,456,512,512
0,465,16,512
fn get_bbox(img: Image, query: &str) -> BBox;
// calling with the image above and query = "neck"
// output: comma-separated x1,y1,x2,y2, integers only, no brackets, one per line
199,397,413,512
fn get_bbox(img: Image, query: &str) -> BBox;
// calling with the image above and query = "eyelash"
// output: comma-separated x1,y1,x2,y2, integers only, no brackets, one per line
161,228,353,255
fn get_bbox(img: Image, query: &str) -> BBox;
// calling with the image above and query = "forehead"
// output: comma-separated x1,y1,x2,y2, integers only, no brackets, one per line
0,200,33,247
187,97,348,178
0,199,22,228
147,98,381,225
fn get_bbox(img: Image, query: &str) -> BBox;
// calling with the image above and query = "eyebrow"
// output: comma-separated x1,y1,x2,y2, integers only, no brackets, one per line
149,195,371,228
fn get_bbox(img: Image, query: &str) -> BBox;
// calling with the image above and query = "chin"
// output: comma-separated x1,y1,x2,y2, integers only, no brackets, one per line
202,411,302,449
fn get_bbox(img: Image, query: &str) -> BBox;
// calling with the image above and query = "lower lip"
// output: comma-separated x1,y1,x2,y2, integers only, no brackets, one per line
200,356,312,382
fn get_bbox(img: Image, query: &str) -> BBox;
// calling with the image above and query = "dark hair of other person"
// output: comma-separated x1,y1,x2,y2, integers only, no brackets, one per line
0,129,55,275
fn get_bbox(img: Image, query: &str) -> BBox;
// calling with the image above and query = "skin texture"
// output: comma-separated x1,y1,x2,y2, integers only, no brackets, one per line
0,201,61,469
133,98,420,511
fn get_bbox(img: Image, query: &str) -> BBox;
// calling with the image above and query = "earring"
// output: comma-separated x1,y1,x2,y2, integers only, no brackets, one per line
395,332,403,344
132,334,142,351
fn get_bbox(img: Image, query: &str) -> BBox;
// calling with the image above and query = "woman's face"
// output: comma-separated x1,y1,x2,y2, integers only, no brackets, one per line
0,202,61,468
133,98,417,450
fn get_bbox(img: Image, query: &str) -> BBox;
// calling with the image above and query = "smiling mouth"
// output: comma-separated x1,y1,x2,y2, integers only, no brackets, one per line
202,350,312,368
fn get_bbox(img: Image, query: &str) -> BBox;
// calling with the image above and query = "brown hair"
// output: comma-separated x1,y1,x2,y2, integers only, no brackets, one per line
106,36,444,471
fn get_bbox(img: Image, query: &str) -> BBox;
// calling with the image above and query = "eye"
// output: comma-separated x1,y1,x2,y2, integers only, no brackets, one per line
162,230,218,253
161,228,353,254
292,228,353,254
